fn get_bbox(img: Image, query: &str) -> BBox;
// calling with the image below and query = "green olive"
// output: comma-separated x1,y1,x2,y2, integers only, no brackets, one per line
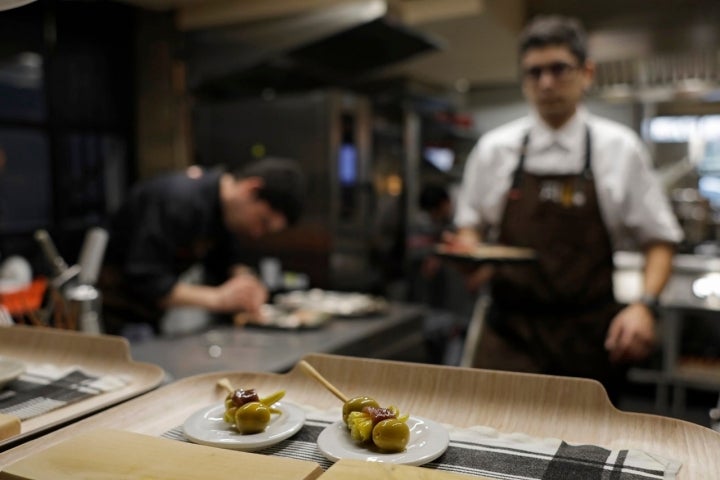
234,401,271,434
342,396,380,424
223,406,237,424
372,418,410,452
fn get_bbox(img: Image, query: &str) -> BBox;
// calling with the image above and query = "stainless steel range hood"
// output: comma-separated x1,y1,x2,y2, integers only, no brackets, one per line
184,0,441,97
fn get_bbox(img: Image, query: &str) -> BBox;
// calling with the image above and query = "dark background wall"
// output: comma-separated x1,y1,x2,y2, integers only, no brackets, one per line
0,0,136,273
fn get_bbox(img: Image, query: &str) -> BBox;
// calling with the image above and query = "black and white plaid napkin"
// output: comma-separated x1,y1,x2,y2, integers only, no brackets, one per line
164,407,681,480
0,361,127,420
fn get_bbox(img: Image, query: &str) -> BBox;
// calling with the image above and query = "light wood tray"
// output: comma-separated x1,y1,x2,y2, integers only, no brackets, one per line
435,244,536,263
0,429,322,480
0,353,718,478
0,325,164,449
323,459,491,479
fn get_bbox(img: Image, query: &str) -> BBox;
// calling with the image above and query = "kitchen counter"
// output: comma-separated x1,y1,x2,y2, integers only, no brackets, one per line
130,303,427,380
614,250,720,309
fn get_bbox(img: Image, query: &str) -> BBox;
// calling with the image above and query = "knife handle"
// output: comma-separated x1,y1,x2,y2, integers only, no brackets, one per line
34,229,69,277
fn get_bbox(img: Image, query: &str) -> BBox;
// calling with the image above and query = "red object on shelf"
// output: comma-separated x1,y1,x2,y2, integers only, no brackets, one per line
0,278,47,315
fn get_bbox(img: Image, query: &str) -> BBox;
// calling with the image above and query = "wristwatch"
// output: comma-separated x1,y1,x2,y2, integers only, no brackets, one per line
638,293,661,318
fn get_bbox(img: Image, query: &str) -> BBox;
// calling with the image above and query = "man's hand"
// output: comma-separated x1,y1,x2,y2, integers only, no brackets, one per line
441,229,478,253
213,273,268,315
604,303,657,363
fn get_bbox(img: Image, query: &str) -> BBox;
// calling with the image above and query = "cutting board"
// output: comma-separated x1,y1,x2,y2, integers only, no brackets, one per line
0,429,323,480
0,414,20,441
321,459,492,479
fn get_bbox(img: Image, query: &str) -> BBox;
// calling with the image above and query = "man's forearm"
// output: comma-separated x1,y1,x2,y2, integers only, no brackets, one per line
642,242,675,297
160,283,218,311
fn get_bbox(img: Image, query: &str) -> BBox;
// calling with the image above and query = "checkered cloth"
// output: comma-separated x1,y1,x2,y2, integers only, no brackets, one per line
164,406,682,479
0,360,128,420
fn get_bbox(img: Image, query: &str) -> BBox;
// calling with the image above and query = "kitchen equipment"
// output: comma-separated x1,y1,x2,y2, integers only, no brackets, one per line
0,256,32,290
34,227,108,332
33,230,80,289
64,227,108,333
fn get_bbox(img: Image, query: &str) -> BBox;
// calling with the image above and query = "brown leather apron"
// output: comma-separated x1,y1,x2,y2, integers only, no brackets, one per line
474,127,626,393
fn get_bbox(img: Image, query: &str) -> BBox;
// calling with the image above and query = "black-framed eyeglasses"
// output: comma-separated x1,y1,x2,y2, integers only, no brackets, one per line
522,62,579,82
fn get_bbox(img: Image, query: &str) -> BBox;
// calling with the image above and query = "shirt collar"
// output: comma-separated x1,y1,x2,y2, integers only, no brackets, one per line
528,107,588,153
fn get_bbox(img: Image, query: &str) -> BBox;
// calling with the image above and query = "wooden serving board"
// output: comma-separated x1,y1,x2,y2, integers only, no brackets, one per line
0,325,164,448
321,459,492,479
435,244,536,263
0,429,323,480
1,353,719,478
0,416,19,442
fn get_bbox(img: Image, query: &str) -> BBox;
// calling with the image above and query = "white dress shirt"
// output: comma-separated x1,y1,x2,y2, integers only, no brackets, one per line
454,107,683,249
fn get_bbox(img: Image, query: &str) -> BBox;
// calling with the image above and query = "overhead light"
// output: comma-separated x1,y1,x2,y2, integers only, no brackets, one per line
0,0,36,11
675,78,715,99
692,273,720,308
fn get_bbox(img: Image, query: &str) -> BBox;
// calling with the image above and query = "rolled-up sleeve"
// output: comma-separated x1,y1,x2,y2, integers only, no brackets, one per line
603,134,684,248
454,141,485,229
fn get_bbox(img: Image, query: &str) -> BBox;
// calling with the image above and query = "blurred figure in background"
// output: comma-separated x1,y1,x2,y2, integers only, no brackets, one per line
407,183,453,306
100,157,305,337
408,183,473,364
448,15,682,400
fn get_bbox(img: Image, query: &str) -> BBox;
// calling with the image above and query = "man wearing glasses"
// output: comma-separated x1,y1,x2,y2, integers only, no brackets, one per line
451,15,682,402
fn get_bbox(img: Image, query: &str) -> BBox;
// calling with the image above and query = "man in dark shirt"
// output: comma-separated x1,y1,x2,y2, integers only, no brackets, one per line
100,157,305,335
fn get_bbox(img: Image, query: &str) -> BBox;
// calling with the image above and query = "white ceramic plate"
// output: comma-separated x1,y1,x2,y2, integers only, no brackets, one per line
316,416,449,466
0,358,25,389
183,401,305,451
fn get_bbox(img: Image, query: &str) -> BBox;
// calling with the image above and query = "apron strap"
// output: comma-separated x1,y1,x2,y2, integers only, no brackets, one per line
509,132,531,195
510,125,593,189
582,125,592,179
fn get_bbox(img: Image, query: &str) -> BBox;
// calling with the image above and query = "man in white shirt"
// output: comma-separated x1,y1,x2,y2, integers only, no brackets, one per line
452,15,682,400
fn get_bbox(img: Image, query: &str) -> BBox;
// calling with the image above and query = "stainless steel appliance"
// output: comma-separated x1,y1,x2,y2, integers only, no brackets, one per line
193,89,378,290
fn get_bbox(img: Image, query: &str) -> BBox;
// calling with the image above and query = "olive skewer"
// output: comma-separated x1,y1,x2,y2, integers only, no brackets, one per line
297,360,410,452
217,377,234,395
297,360,349,403
216,377,285,434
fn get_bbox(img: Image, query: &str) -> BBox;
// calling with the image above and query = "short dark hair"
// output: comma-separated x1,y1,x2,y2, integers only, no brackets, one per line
519,15,588,64
230,157,306,226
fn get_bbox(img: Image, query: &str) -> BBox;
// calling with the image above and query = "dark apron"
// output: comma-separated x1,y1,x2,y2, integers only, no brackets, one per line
475,127,626,393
